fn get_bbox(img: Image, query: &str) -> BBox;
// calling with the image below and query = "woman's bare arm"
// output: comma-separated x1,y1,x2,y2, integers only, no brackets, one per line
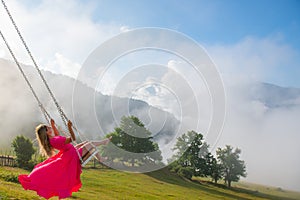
51,119,59,136
68,120,76,141
63,121,76,144
65,136,72,144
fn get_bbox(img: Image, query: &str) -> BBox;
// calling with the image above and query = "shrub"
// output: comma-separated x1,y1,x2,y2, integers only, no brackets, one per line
11,135,35,170
0,172,19,183
178,167,193,180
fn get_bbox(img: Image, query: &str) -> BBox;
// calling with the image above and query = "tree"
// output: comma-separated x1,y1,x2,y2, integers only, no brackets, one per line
207,154,223,184
104,116,162,167
216,145,246,187
11,135,35,169
170,131,210,179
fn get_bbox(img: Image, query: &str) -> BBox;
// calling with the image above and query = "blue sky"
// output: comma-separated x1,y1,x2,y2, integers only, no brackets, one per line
91,0,300,47
2,0,300,87
87,0,300,87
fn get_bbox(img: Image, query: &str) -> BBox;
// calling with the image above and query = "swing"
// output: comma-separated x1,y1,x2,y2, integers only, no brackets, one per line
0,0,98,166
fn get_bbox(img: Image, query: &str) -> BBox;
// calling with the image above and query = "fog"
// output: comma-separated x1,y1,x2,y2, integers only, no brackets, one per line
1,0,299,192
1,52,300,191
220,82,300,191
0,59,41,147
207,38,300,191
0,58,180,156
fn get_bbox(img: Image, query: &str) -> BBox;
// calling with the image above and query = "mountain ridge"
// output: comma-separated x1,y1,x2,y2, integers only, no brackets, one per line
0,58,179,150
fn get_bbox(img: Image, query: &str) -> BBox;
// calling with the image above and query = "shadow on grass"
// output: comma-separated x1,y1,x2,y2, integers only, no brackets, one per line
201,181,298,200
230,186,298,200
145,167,252,200
145,167,298,200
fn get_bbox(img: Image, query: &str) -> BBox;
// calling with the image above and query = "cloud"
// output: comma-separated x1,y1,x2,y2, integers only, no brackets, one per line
0,0,123,78
207,36,299,87
44,53,81,78
219,85,300,191
90,33,300,190
205,37,300,191
120,26,130,32
0,59,46,147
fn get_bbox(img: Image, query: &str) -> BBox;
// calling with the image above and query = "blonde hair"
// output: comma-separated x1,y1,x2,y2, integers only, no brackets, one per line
35,124,54,158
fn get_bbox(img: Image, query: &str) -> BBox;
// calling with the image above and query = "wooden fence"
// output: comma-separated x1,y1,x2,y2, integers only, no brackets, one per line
0,155,16,167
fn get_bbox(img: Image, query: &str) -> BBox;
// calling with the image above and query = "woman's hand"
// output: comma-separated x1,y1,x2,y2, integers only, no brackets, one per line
67,120,76,141
68,120,73,128
50,119,59,136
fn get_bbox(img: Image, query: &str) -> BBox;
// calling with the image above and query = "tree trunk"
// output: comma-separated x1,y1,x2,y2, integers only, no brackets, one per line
228,180,231,187
214,177,217,184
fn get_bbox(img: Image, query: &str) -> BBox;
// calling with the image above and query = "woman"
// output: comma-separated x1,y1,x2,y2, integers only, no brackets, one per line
18,119,111,199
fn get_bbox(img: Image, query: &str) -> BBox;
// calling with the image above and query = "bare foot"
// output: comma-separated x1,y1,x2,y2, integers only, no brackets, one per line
99,156,108,162
103,136,112,145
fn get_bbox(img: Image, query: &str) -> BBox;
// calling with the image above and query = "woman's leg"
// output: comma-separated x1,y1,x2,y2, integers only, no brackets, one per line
80,142,106,162
75,141,88,149
89,136,112,147
79,137,111,163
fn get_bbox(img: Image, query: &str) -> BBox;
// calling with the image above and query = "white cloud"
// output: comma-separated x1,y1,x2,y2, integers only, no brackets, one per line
206,37,300,191
0,0,123,78
94,34,300,190
120,26,130,32
43,53,81,77
207,36,298,86
219,88,300,191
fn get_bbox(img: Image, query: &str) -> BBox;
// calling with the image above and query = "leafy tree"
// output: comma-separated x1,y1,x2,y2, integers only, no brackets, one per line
216,145,246,187
170,131,210,179
177,166,194,180
207,154,223,184
104,116,162,167
11,135,35,169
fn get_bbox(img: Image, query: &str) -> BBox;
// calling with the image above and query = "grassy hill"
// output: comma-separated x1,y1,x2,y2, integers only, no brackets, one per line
1,166,299,200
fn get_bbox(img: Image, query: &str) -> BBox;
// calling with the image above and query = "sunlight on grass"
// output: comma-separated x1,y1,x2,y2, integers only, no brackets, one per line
0,166,299,200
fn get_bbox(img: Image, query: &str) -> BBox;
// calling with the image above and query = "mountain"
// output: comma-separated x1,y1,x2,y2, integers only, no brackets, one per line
249,82,300,109
2,57,300,163
0,58,179,150
1,57,300,143
2,58,300,191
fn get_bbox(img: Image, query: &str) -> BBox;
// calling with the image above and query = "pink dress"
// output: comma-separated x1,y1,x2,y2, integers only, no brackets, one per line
19,136,82,199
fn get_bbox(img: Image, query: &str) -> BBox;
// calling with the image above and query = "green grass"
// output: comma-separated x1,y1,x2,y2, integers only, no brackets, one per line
0,166,299,200
193,177,300,200
232,181,300,200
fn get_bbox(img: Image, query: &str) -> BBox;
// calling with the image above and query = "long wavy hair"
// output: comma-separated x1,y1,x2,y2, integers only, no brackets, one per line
35,124,54,158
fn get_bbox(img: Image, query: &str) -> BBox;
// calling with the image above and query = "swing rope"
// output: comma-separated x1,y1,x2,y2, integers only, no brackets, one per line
1,0,68,128
0,0,89,164
0,30,51,123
